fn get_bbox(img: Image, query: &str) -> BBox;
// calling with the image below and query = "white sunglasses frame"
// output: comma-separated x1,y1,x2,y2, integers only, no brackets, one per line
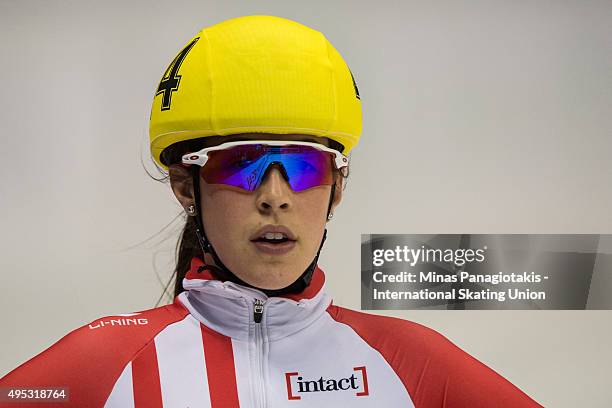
181,140,350,174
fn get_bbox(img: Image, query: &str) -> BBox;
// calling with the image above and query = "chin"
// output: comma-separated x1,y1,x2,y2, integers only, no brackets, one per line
245,264,301,289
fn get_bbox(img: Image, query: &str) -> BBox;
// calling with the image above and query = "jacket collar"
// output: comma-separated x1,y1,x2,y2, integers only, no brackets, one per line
177,256,333,341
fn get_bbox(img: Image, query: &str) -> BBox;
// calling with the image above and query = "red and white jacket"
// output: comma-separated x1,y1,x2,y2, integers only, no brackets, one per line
0,256,542,407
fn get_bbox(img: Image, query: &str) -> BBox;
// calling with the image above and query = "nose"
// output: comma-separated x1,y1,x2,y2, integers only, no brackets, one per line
255,164,292,212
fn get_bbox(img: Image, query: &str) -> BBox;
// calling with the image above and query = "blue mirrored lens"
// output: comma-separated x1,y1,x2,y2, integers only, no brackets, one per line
202,145,334,191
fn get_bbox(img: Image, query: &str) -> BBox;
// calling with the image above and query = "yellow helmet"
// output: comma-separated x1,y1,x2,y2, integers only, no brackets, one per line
149,15,362,170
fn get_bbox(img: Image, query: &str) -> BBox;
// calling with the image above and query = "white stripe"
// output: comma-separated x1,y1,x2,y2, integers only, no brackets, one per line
231,337,253,407
103,361,135,408
154,315,212,407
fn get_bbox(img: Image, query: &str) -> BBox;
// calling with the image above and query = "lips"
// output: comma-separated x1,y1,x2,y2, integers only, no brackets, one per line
251,239,296,255
250,224,297,255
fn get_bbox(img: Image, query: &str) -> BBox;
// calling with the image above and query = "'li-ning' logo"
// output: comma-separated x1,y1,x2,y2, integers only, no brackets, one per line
88,313,149,330
285,366,369,400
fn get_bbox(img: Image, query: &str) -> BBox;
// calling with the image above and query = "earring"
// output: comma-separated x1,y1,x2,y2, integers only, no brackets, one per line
327,213,334,220
186,204,196,215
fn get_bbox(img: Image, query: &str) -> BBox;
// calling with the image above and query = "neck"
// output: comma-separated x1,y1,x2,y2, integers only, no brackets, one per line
198,252,318,297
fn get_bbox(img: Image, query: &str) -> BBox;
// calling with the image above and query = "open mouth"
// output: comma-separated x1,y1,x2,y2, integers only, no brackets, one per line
252,237,291,244
251,232,294,244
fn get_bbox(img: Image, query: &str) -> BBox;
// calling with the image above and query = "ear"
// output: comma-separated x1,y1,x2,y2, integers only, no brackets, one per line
168,164,195,209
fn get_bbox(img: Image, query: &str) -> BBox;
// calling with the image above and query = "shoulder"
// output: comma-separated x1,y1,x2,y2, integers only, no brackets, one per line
34,298,190,369
326,304,542,407
0,298,190,407
74,297,191,354
326,303,447,354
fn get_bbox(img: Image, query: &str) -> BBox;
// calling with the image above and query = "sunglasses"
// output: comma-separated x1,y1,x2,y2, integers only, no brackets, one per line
182,140,349,192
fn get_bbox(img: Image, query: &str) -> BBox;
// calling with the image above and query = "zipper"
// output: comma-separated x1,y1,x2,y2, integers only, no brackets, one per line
253,298,267,408
254,298,264,323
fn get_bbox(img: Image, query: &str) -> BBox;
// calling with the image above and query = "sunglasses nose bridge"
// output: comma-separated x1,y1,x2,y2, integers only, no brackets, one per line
259,161,291,187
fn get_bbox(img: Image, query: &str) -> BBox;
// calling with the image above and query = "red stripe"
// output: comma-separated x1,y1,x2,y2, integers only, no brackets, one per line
132,341,163,408
200,324,240,407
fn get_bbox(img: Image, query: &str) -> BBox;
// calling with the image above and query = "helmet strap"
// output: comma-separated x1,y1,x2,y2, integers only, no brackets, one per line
190,165,332,296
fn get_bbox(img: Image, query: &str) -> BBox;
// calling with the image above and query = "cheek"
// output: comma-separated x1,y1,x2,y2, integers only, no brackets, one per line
200,185,252,238
294,187,332,241
297,188,331,220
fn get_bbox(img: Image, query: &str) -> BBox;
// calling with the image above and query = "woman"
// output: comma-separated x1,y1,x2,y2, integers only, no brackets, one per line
0,15,541,407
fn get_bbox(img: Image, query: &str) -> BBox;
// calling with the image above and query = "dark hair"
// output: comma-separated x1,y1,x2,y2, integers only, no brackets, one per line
148,135,349,305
